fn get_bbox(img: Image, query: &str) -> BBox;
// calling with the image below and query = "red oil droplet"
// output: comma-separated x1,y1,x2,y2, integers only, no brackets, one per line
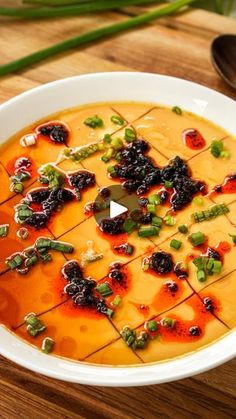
213,174,236,195
182,128,206,150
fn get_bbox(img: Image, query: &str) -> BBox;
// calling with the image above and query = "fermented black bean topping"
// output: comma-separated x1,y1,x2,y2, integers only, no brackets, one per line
151,251,174,275
38,123,69,144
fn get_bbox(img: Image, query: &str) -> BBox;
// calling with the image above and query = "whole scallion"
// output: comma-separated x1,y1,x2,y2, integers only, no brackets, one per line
0,0,196,76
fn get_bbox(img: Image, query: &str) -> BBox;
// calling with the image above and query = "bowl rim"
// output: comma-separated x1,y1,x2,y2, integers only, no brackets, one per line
0,71,236,386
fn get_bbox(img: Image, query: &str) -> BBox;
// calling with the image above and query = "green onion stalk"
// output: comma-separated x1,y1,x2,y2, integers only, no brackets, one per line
0,0,162,19
0,0,195,77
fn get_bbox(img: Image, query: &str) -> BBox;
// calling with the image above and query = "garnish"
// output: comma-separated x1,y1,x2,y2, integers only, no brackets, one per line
6,237,74,274
123,218,137,234
112,295,122,307
113,243,134,256
124,128,136,143
164,180,173,189
111,115,125,126
148,194,161,205
170,238,182,250
20,133,37,148
138,225,159,237
178,224,188,234
145,320,158,332
0,224,9,238
63,142,103,163
96,283,113,297
24,313,46,337
229,234,236,245
10,157,32,194
164,214,176,226
161,317,176,329
16,227,29,240
80,240,103,267
152,216,163,228
84,115,104,129
121,326,149,350
39,164,65,189
192,256,222,282
172,106,182,115
189,231,205,246
210,139,230,159
192,196,204,206
192,203,229,223
41,337,55,354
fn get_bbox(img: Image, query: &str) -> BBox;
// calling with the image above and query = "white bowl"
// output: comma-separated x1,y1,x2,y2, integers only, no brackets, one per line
0,72,236,386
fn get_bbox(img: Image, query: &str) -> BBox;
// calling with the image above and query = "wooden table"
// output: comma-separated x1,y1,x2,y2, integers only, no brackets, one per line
1,3,236,418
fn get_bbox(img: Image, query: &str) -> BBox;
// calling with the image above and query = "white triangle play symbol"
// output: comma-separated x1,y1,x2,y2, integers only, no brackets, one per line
110,201,128,218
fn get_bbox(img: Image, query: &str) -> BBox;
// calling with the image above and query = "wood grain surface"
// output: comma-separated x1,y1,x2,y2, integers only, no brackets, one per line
0,3,236,418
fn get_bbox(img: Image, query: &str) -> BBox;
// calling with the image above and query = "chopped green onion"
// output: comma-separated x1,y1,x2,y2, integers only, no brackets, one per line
220,150,230,159
125,243,134,255
148,194,161,205
212,260,222,273
172,106,182,115
189,231,205,246
197,269,206,282
138,225,159,237
121,326,136,346
152,216,163,228
25,313,46,337
107,165,117,177
0,224,9,238
63,142,102,163
12,182,24,193
164,214,176,226
124,128,136,143
50,240,74,253
12,171,31,183
192,203,229,223
106,308,114,318
178,224,188,234
146,320,158,332
123,218,137,234
35,238,52,249
6,254,24,270
111,115,125,126
16,227,29,240
193,257,205,270
84,115,104,129
103,134,112,144
147,204,156,214
115,151,122,162
101,148,114,163
42,337,54,354
164,180,173,189
25,255,38,267
162,317,176,328
170,238,182,250
39,164,65,189
229,233,236,244
96,283,113,297
210,139,224,158
193,196,204,206
111,137,123,150
112,295,122,307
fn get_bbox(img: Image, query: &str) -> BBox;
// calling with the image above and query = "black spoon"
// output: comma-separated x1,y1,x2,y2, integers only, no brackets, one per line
211,34,236,91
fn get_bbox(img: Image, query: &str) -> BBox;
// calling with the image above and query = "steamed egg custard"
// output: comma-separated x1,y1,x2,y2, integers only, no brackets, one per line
1,102,236,366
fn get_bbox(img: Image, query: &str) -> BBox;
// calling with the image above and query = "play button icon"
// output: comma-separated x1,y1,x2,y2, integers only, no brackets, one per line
110,201,128,218
93,184,141,226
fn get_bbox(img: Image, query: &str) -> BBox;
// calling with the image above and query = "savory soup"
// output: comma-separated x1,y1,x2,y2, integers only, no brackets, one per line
0,102,236,366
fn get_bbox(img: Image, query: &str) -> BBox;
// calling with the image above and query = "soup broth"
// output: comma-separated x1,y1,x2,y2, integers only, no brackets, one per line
0,102,235,366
